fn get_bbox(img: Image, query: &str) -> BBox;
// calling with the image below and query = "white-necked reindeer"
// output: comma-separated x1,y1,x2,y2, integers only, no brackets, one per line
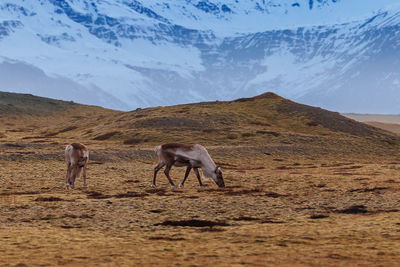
153,143,225,188
65,143,89,189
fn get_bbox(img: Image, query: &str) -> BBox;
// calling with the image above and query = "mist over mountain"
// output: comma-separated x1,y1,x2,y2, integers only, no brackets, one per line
0,0,399,113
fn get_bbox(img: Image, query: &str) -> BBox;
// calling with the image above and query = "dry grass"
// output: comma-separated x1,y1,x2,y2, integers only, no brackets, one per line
1,92,400,266
1,153,400,266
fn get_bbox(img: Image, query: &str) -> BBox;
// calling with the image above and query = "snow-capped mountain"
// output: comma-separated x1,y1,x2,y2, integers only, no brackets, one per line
0,0,400,113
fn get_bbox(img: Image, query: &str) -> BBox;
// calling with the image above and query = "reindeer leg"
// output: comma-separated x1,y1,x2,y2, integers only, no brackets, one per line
66,164,71,189
74,166,83,189
152,162,165,187
164,164,176,189
193,168,204,187
83,165,88,188
70,167,77,189
179,167,192,188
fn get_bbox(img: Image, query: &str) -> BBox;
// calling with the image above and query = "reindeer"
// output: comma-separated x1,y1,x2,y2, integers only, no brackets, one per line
152,143,225,189
65,143,89,189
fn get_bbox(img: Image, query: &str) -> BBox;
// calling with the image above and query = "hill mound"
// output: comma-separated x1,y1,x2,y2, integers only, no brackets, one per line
0,91,80,115
0,91,120,142
0,91,398,160
82,92,397,145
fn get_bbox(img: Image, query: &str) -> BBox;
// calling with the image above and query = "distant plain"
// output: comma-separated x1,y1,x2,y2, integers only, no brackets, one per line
344,114,400,135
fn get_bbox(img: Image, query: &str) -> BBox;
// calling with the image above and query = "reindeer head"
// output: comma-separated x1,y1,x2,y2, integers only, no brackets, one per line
77,150,89,168
78,156,87,168
214,167,225,187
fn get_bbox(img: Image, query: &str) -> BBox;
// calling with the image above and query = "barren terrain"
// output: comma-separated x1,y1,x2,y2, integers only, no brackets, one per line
344,114,400,135
1,92,400,266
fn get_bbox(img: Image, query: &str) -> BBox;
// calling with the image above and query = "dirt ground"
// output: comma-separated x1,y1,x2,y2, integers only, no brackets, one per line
1,143,400,266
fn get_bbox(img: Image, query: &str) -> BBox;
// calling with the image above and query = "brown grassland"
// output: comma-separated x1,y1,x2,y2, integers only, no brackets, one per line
1,92,400,266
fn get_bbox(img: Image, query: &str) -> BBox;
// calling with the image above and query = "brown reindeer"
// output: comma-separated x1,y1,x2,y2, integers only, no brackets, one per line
65,143,89,189
153,143,225,189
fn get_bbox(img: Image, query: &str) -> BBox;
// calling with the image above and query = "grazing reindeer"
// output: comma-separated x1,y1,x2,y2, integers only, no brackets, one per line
153,143,225,189
65,143,89,189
